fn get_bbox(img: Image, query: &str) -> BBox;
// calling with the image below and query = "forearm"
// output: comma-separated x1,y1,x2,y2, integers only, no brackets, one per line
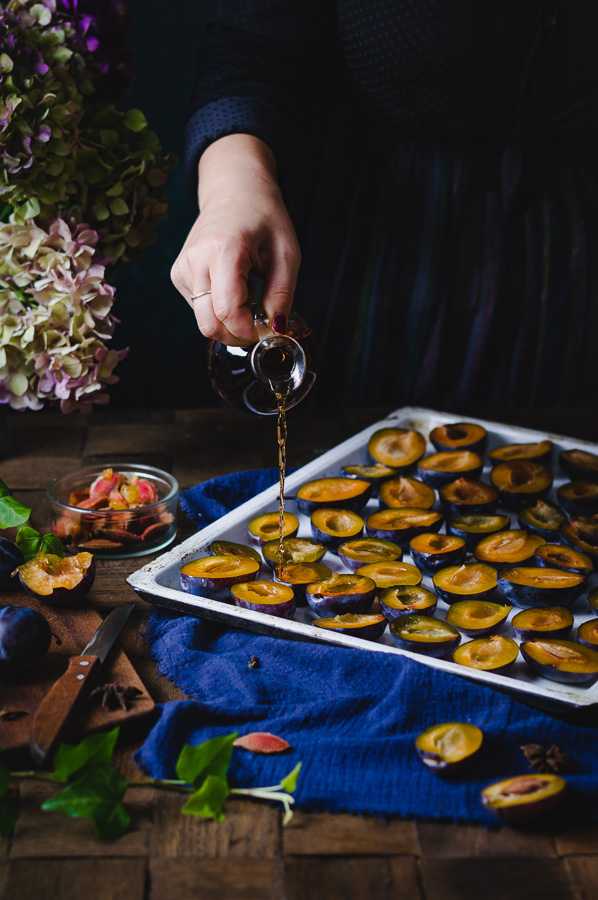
198,135,279,209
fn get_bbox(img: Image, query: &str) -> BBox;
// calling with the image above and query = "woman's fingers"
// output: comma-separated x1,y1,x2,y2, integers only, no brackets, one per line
208,244,256,344
261,238,301,334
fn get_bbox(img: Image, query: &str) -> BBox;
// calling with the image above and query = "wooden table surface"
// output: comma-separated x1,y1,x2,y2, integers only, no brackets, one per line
1,405,598,900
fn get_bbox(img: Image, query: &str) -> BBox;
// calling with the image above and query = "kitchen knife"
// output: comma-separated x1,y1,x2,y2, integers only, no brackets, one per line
30,601,136,767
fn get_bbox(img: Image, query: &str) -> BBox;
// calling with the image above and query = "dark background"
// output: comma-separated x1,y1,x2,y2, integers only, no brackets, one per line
109,0,218,409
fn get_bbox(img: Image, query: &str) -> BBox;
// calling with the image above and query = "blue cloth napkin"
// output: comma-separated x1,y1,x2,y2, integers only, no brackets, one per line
135,471,598,824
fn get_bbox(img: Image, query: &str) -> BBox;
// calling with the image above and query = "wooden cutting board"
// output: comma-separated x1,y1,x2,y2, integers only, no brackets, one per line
0,593,155,762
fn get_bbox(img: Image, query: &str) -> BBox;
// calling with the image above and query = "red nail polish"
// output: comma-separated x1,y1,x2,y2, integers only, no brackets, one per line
272,314,286,334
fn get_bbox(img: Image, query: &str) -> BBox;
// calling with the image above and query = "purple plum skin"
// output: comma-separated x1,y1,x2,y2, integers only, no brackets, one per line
180,568,257,600
0,537,24,590
410,545,466,576
418,465,483,489
306,586,375,618
0,605,52,674
314,617,387,641
234,595,295,619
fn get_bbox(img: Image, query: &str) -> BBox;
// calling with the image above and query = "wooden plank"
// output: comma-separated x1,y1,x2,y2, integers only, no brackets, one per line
149,858,285,900
2,858,146,900
554,826,598,856
284,812,419,856
284,857,422,900
150,795,281,858
565,857,598,899
419,858,580,900
10,782,153,858
83,420,174,459
417,821,556,857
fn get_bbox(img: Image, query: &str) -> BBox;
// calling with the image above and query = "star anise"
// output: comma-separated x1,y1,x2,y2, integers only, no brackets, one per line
89,683,143,711
520,742,575,774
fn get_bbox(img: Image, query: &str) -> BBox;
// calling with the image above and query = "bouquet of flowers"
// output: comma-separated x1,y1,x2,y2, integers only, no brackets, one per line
0,0,174,411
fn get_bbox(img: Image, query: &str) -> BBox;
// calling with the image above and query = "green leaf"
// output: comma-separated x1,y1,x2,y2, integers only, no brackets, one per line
53,728,120,783
280,762,302,795
182,774,229,821
175,733,238,789
42,764,130,841
123,109,147,132
0,795,19,837
16,527,64,562
109,197,129,216
0,479,31,529
0,765,9,798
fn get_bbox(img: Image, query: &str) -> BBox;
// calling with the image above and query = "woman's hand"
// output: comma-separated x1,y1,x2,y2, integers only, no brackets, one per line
171,135,301,345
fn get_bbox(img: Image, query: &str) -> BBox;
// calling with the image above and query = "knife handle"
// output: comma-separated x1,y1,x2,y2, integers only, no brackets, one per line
30,655,102,768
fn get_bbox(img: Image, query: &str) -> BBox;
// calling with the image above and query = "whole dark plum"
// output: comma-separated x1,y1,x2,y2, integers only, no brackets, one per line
0,605,52,674
0,537,24,590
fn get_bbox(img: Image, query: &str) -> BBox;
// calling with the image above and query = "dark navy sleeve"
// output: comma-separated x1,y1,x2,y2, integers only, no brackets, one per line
184,0,327,203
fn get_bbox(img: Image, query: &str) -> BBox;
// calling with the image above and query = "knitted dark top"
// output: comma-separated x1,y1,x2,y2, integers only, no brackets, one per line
185,1,598,200
183,2,598,410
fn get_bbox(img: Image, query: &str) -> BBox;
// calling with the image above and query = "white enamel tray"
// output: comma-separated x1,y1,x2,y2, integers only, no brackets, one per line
127,407,598,710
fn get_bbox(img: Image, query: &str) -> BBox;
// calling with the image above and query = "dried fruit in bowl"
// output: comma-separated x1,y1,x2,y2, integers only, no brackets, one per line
73,469,160,511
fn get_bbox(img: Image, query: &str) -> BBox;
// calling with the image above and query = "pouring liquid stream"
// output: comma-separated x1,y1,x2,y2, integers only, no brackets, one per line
276,390,289,578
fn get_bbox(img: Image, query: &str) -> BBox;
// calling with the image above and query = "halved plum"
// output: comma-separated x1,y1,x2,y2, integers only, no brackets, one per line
429,423,487,455
439,478,498,517
180,555,260,599
209,540,262,566
490,460,553,508
481,774,566,823
578,619,598,650
560,517,598,563
248,511,299,545
453,634,519,673
445,600,511,636
311,508,364,550
18,552,95,606
305,572,376,617
474,529,546,569
517,499,566,540
368,427,426,471
415,721,483,775
521,639,598,684
231,581,295,618
497,567,586,609
378,477,437,512
409,533,466,575
341,463,397,486
433,563,498,604
273,562,331,604
488,440,553,465
511,606,574,641
390,614,460,657
295,477,372,515
337,537,402,571
447,514,510,551
355,561,422,590
557,481,598,517
417,451,483,489
589,587,598,612
534,543,593,577
313,613,387,641
366,507,443,548
560,448,598,482
379,585,438,620
262,538,326,570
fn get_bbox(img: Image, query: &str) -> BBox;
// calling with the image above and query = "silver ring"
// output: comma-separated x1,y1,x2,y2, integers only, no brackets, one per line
190,290,212,300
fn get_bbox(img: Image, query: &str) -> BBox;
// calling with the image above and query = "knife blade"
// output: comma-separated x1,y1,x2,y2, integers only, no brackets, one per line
30,601,136,767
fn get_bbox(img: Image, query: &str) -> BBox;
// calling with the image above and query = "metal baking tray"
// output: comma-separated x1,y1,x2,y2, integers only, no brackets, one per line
127,406,598,710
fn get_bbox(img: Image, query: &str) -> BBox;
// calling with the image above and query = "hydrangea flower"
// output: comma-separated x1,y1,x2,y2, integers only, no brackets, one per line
0,216,128,412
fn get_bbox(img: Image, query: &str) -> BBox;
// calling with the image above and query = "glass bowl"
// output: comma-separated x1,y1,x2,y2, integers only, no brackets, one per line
47,463,179,559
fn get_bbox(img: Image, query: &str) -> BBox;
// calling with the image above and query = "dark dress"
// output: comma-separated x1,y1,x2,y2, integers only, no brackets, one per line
184,1,598,410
